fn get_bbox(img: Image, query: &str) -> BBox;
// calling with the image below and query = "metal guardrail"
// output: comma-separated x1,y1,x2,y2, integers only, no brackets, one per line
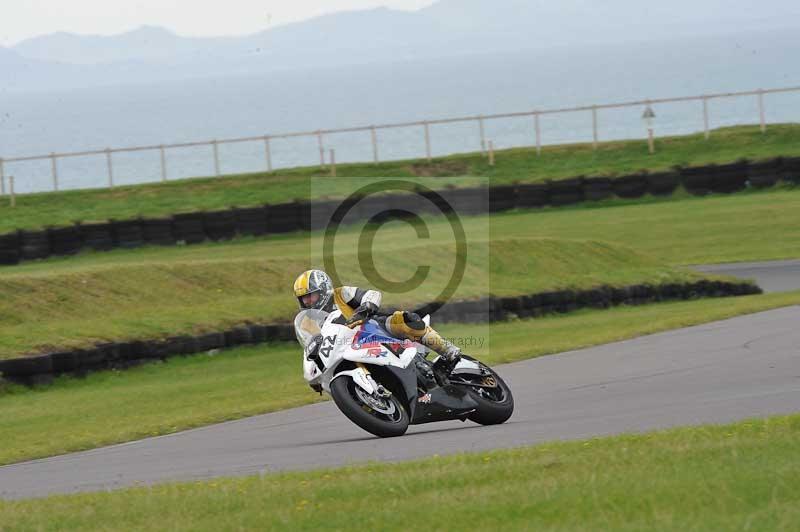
1,85,799,195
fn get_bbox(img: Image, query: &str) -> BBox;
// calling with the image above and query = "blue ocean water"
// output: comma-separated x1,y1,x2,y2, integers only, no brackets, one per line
2,33,799,193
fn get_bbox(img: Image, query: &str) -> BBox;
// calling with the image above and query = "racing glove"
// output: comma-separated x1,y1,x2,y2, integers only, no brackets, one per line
345,302,379,328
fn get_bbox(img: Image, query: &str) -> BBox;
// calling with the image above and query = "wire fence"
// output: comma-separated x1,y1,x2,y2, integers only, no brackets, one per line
1,85,799,196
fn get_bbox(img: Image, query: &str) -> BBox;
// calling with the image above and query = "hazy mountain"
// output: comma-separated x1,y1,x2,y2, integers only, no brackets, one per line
13,25,234,65
5,0,800,91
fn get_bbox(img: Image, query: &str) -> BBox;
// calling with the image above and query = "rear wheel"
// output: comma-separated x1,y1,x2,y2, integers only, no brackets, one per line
330,376,410,438
454,362,514,425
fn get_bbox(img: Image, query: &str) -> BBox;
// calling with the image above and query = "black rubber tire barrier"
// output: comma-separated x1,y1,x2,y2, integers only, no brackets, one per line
746,156,784,188
111,220,145,249
548,178,584,206
489,186,517,213
224,326,253,347
0,279,760,385
613,175,649,198
172,213,207,244
646,171,681,196
18,230,51,261
415,280,761,324
414,190,445,216
444,187,489,216
0,354,53,377
141,218,176,246
79,222,115,251
49,226,83,256
782,156,800,184
203,210,238,241
234,206,270,236
583,177,614,202
267,202,303,233
2,158,800,267
708,161,749,194
354,195,394,224
681,166,716,196
0,232,21,252
0,250,20,265
308,200,341,231
515,183,549,208
747,157,783,186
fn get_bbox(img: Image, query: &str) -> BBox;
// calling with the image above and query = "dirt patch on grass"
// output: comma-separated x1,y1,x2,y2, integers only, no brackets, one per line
407,160,470,177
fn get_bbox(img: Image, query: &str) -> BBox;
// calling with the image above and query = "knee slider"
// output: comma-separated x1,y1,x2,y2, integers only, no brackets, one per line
402,312,426,331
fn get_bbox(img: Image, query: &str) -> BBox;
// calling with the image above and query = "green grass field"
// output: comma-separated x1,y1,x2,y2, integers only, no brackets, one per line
0,122,797,523
0,123,798,233
0,237,707,358
2,413,798,530
3,185,799,359
2,290,799,467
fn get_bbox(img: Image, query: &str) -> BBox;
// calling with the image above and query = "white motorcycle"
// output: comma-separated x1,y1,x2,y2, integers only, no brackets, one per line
295,309,514,438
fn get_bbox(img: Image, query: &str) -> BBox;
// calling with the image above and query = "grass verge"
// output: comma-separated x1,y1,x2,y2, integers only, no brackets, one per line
3,185,798,357
6,185,799,278
0,237,705,358
1,290,798,467
0,123,798,233
2,413,799,530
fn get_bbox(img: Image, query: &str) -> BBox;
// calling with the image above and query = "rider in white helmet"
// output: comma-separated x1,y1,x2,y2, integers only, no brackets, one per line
293,269,461,390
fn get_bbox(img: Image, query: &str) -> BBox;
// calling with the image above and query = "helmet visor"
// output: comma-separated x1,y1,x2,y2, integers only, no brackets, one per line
299,291,322,309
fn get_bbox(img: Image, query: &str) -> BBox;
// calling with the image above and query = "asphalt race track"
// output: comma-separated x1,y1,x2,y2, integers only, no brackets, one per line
2,305,799,500
693,259,800,293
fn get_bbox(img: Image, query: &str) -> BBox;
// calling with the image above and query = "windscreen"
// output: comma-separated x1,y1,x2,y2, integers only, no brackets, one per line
294,309,329,348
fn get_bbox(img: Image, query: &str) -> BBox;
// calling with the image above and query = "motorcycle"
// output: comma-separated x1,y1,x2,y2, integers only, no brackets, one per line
295,309,514,438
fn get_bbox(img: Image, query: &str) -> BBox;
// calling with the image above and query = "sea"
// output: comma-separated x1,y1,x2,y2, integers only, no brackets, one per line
2,32,800,194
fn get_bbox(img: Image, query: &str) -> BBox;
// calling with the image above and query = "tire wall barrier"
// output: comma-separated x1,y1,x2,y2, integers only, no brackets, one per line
0,157,797,266
0,279,760,385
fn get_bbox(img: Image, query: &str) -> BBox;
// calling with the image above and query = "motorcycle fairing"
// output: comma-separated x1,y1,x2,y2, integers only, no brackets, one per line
411,384,479,425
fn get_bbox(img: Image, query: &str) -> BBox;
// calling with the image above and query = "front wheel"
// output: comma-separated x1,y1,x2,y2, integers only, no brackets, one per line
330,376,410,438
456,362,514,425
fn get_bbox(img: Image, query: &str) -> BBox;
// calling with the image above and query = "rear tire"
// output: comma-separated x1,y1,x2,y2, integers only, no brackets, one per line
462,365,514,425
330,376,410,438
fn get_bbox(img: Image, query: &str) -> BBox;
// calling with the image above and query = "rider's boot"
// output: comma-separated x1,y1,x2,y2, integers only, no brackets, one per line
420,329,462,365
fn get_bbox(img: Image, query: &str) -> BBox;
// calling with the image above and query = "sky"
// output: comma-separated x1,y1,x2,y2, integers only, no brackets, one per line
0,0,438,46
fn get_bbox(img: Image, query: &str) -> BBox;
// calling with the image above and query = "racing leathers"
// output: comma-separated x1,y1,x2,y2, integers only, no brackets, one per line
302,285,461,386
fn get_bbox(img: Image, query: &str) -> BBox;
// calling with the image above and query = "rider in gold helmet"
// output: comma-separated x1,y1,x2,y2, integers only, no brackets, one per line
293,269,462,363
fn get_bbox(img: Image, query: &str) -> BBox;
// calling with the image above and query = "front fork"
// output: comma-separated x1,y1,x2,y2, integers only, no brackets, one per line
357,363,392,398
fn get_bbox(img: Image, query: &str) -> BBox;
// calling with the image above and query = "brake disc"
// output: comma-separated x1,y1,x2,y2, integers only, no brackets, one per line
355,386,397,415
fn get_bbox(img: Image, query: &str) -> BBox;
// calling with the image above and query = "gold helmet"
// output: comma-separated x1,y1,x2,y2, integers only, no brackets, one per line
293,269,334,311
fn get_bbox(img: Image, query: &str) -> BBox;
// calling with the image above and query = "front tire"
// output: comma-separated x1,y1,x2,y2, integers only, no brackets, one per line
330,376,410,438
